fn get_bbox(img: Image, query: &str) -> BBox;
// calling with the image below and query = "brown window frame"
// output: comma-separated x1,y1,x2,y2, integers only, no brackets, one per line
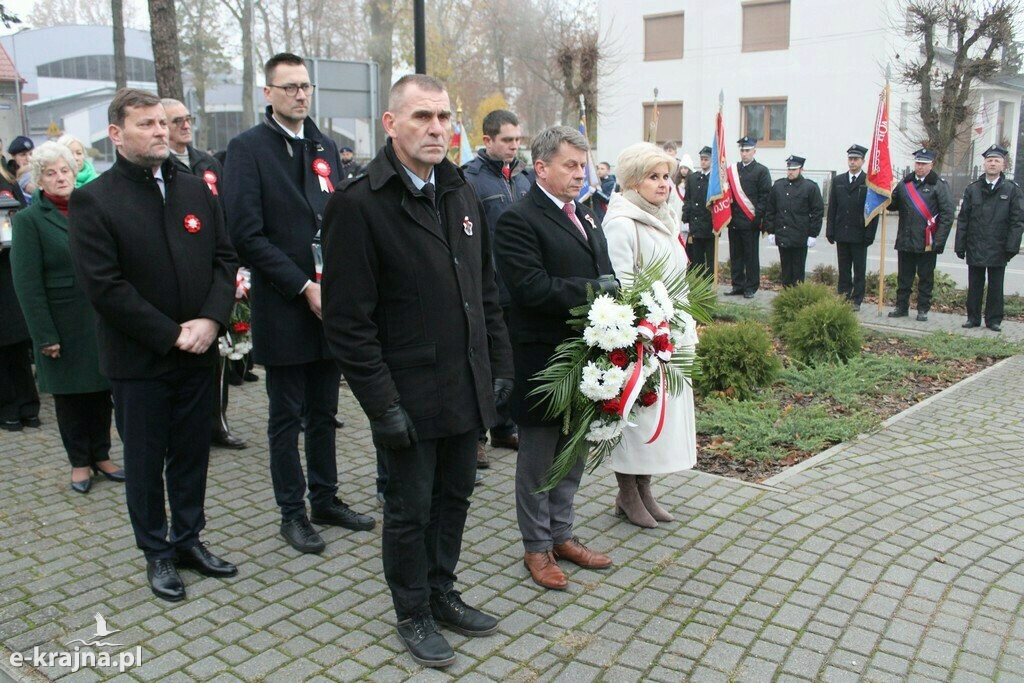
643,12,685,62
642,101,684,148
741,0,791,53
740,97,788,148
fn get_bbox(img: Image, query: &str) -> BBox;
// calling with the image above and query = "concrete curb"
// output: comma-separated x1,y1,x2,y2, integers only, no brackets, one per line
762,355,1016,488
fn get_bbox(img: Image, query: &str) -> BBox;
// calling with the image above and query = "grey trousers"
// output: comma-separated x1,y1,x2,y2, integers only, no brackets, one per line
516,425,587,553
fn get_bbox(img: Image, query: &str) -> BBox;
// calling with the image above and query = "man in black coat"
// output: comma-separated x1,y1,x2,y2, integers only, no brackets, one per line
339,146,363,179
322,74,514,669
495,125,617,593
463,108,531,458
764,155,824,287
162,97,246,450
726,136,772,297
954,144,1024,332
224,53,374,555
69,88,239,602
827,144,878,310
887,148,954,322
682,145,715,276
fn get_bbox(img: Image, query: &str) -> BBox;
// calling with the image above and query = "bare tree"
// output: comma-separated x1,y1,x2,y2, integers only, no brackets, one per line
366,0,395,144
29,0,139,28
220,0,255,128
148,0,184,99
897,0,1021,169
112,0,126,89
178,0,230,148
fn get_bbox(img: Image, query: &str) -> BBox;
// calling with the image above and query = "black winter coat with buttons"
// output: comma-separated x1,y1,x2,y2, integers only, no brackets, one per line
764,175,824,248
682,170,713,239
826,172,878,244
954,174,1024,267
888,170,954,254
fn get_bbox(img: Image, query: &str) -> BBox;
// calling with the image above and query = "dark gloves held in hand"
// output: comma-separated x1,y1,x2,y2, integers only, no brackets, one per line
956,251,966,260
493,378,514,412
597,274,619,296
370,403,418,450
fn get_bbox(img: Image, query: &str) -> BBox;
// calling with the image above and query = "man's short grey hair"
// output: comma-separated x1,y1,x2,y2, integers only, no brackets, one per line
531,126,589,164
161,98,186,111
29,141,76,187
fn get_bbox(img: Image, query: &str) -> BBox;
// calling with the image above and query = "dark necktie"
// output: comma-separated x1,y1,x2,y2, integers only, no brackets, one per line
421,182,435,206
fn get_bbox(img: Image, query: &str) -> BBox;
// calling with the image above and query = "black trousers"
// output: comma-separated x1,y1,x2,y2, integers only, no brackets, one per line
481,306,515,443
779,246,808,287
896,251,938,313
112,367,213,560
727,228,759,294
967,264,1006,325
836,242,869,304
54,391,112,468
211,356,234,439
265,359,341,520
380,429,477,619
0,341,39,424
688,236,716,279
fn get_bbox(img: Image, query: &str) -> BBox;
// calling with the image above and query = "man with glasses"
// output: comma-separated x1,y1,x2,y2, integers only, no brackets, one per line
162,97,246,451
224,52,374,555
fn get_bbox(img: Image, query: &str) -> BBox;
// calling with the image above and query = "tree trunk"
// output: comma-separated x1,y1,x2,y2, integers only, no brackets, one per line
241,0,254,127
112,0,126,90
367,0,394,148
147,0,183,99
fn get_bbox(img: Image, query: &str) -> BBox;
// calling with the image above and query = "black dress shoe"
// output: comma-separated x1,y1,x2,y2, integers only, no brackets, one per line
211,433,247,450
244,371,259,382
311,498,375,531
988,322,1002,332
396,612,455,668
70,477,92,494
430,590,498,637
21,417,41,428
176,543,238,577
280,516,326,554
962,320,981,328
92,465,126,482
333,417,345,429
1,421,22,432
916,312,928,322
489,433,519,450
743,291,756,299
887,309,908,318
147,559,185,602
723,289,743,296
851,303,862,312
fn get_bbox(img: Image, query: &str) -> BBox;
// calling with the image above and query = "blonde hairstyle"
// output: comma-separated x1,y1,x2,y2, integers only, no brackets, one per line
616,142,677,191
29,141,76,187
56,133,84,150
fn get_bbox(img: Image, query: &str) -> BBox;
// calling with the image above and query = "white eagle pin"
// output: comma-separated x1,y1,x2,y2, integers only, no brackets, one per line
584,214,597,230
463,216,473,236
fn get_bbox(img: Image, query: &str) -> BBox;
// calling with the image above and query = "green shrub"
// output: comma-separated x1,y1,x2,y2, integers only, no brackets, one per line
712,301,771,324
898,331,1024,360
778,353,940,402
810,264,838,287
695,322,780,399
761,261,782,283
770,281,833,337
786,298,863,366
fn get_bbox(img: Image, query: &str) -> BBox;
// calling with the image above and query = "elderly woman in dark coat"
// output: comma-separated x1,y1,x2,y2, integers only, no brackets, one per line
0,153,38,431
10,141,122,493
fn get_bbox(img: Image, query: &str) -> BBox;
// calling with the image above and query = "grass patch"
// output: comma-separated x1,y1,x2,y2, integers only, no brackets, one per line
896,331,1024,360
711,301,770,324
778,354,943,403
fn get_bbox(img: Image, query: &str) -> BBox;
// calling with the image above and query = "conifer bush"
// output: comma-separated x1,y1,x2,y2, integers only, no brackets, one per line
770,282,833,337
786,298,863,366
695,322,780,400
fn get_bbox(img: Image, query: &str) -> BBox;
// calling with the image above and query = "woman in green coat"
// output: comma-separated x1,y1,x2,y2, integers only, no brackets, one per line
10,141,122,494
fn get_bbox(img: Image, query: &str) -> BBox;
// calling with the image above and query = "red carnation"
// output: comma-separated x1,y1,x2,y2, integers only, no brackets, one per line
232,321,251,333
608,349,629,368
601,397,622,414
640,391,658,407
653,334,673,353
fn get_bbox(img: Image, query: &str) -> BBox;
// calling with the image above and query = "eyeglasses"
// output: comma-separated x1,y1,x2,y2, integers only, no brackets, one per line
171,115,194,127
268,83,316,97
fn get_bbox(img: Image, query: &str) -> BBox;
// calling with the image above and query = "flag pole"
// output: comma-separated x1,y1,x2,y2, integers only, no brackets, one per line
647,88,660,144
877,74,890,316
713,89,723,292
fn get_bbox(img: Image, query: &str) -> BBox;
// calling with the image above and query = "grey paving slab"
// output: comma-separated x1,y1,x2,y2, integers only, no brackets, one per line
3,353,1024,681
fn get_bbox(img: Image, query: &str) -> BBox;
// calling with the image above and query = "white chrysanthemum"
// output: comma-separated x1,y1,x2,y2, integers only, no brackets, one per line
652,281,674,316
580,362,624,400
602,366,628,393
587,295,619,326
608,301,636,328
639,291,665,323
586,419,624,442
609,325,638,349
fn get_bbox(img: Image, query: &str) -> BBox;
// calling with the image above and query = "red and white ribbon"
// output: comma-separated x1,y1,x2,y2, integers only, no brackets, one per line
312,159,334,193
644,367,668,444
235,268,251,301
203,170,219,196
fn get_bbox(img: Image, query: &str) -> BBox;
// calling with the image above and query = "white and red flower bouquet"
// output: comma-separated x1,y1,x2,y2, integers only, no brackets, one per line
529,257,715,490
217,268,253,361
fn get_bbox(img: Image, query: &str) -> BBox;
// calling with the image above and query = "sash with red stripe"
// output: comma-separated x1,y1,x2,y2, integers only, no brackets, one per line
727,164,756,221
904,180,937,251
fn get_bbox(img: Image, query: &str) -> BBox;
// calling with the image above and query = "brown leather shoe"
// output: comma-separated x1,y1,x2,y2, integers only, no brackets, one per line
553,537,613,569
490,433,519,450
476,442,490,469
524,551,568,590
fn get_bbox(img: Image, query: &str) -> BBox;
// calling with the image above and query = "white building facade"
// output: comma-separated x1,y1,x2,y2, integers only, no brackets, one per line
597,0,1023,182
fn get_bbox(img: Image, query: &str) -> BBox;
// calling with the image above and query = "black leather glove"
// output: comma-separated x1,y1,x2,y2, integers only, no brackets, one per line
493,378,514,412
597,274,619,295
827,237,835,245
1007,251,1017,263
370,403,418,450
956,251,966,260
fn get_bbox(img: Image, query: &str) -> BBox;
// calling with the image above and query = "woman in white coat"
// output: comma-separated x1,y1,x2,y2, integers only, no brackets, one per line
602,142,698,528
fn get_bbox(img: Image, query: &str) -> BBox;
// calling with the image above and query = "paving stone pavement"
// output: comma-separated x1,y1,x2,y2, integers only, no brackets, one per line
3,352,1024,681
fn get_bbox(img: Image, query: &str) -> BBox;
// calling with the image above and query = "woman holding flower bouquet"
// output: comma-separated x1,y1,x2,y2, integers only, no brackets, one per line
600,142,699,528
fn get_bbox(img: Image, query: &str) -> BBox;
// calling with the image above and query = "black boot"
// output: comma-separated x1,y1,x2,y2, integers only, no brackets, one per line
396,612,455,668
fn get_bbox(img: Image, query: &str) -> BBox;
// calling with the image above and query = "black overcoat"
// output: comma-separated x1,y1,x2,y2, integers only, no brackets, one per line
888,171,954,253
955,174,1024,267
223,107,343,366
682,170,713,238
0,177,27,347
764,175,824,248
68,154,238,379
826,172,879,244
321,141,513,441
494,183,615,427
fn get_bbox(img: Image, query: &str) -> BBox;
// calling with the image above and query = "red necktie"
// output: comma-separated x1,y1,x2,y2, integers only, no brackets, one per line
502,165,511,182
563,203,588,240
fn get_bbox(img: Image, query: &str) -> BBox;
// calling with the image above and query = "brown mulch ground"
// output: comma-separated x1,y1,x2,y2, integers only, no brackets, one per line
692,334,1003,483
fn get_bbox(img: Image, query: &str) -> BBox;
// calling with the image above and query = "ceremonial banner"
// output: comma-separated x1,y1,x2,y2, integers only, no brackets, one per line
577,103,598,202
865,82,893,223
706,109,732,233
